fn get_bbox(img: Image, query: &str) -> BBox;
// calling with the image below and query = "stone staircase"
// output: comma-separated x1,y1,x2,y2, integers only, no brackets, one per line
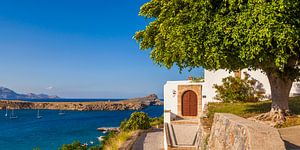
165,119,200,150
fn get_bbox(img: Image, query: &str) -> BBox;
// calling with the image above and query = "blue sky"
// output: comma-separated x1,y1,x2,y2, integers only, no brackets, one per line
0,0,203,98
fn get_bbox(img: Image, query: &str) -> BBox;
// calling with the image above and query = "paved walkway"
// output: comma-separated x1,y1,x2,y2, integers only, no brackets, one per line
172,124,198,146
132,128,164,150
279,125,300,150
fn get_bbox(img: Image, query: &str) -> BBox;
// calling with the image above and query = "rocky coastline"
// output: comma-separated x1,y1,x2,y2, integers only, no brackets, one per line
0,94,163,111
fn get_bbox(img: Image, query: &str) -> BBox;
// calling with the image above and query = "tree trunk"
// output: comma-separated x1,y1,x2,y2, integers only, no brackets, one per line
267,72,293,114
255,72,294,125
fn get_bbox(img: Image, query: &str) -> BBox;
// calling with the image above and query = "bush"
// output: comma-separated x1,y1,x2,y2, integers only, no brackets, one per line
149,115,163,126
120,112,151,131
213,72,265,103
59,141,87,150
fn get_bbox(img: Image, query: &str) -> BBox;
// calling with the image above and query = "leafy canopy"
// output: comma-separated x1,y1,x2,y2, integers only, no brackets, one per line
135,0,300,79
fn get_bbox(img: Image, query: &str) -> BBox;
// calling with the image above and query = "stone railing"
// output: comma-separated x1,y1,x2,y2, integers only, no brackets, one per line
208,113,286,150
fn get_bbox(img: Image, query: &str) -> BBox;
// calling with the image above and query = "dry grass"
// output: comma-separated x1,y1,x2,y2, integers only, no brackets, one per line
203,96,300,128
102,131,134,150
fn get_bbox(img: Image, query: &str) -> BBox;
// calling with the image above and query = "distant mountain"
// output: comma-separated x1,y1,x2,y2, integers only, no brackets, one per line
0,87,60,99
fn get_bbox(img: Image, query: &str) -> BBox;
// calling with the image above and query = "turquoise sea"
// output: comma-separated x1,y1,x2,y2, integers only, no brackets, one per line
0,99,163,150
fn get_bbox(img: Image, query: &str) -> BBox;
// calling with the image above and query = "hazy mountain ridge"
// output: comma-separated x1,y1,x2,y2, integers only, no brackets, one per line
0,87,60,99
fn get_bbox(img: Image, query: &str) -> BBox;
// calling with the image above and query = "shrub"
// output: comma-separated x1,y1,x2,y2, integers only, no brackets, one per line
59,141,87,150
149,115,163,126
192,76,205,82
213,72,265,103
120,112,151,131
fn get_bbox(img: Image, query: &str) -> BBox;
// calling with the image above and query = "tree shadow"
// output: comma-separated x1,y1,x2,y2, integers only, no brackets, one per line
244,97,300,116
283,140,300,150
244,102,271,114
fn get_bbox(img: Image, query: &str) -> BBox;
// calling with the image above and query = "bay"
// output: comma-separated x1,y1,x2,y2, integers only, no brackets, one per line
0,100,163,150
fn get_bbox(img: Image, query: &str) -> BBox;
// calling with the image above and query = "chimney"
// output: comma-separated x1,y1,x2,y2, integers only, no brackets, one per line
234,70,241,78
188,76,193,80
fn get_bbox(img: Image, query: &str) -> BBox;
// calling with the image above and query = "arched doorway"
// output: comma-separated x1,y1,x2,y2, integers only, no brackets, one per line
182,90,197,116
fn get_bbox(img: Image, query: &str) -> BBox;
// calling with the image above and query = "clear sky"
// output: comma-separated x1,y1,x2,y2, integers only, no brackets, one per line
0,0,203,98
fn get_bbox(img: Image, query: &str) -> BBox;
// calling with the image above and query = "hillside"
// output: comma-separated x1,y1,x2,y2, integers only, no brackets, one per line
0,87,59,99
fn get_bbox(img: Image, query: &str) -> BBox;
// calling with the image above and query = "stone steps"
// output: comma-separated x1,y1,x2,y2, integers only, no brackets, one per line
165,121,199,150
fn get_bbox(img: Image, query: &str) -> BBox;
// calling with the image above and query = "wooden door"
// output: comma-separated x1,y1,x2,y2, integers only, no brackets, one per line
182,90,197,116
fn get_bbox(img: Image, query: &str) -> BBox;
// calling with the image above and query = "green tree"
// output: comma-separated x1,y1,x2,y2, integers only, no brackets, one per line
134,0,300,123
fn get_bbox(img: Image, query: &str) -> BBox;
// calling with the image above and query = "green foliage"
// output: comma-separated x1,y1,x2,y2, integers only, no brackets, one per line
192,76,204,82
120,112,151,131
135,0,300,79
59,141,87,150
149,115,164,126
213,73,265,103
96,131,117,149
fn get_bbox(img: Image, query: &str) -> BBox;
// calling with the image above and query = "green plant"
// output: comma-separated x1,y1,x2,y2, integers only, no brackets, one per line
149,115,163,126
213,73,264,103
59,141,87,150
100,131,134,150
192,77,204,82
120,112,151,131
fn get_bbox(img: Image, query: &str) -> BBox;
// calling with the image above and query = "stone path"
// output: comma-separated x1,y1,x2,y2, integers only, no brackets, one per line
279,125,300,150
172,124,199,146
132,128,164,150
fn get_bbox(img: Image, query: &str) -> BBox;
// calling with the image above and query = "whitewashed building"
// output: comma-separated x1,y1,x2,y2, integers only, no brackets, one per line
163,69,300,149
163,69,300,122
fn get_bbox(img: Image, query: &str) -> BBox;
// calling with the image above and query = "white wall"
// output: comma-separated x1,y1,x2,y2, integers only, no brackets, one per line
203,69,300,105
163,81,204,121
163,81,179,119
291,82,300,96
203,70,233,105
241,69,271,98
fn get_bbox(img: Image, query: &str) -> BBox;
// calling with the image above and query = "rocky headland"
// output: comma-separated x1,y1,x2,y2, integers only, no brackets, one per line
0,94,163,111
0,87,59,99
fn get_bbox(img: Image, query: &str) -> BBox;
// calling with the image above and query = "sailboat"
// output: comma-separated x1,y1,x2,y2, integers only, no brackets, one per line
4,107,8,117
58,109,65,115
37,109,42,119
10,109,18,119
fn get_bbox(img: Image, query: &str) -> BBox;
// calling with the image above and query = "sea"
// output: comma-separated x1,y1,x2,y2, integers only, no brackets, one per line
0,99,163,150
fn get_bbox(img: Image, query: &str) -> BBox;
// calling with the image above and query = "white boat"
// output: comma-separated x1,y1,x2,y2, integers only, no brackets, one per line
10,109,18,119
4,107,8,117
98,136,105,142
37,109,43,119
90,141,94,144
58,110,65,115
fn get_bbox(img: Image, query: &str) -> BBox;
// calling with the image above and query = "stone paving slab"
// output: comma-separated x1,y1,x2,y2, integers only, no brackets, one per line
132,128,163,150
279,125,300,150
172,124,198,146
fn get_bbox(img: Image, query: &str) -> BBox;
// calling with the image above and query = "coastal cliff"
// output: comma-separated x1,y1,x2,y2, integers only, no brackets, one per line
0,94,163,111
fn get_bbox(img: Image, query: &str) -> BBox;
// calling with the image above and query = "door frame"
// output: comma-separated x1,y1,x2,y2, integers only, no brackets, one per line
177,85,202,118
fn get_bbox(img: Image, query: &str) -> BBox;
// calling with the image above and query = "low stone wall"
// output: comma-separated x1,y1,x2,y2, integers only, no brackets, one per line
208,113,286,150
